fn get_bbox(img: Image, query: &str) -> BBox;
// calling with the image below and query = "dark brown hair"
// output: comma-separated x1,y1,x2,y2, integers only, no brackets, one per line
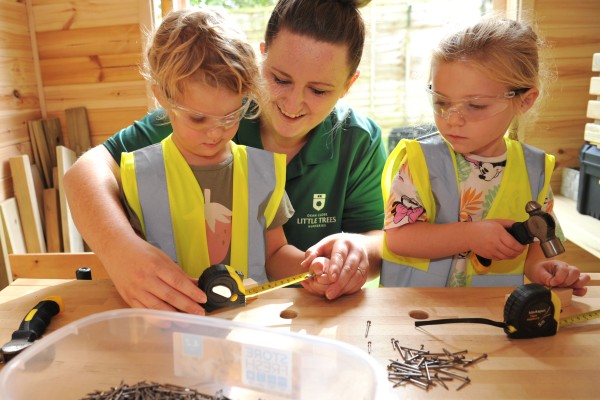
264,0,371,79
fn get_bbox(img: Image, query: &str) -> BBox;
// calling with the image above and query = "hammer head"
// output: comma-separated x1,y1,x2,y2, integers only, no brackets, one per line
523,201,565,258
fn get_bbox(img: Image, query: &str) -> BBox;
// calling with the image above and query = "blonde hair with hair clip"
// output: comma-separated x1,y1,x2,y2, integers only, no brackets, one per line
431,14,555,140
141,8,263,117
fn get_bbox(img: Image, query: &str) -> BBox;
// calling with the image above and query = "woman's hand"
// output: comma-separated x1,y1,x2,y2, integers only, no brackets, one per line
301,233,372,299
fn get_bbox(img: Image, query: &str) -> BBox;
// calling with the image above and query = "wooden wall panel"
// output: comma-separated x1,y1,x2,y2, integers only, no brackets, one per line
36,24,142,60
40,53,142,86
0,0,41,202
31,0,139,32
521,1,600,191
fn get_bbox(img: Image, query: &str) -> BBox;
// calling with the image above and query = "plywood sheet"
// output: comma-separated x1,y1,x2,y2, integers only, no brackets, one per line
56,145,84,252
9,155,46,253
0,198,26,254
43,188,61,253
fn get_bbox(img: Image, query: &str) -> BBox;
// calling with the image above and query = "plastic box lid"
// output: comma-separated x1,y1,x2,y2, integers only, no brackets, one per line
0,308,393,399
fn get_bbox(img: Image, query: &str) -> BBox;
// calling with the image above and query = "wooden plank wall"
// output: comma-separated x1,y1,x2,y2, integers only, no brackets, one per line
33,0,151,149
0,0,153,204
521,0,600,193
0,0,40,202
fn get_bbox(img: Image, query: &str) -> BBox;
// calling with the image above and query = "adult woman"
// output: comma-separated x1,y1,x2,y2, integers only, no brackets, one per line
64,0,386,314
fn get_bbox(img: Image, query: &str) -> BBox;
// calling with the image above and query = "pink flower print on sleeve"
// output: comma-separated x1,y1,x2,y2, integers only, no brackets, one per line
391,195,424,224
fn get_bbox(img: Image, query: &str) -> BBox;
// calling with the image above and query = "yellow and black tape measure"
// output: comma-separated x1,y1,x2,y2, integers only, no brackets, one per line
197,263,314,312
416,283,600,339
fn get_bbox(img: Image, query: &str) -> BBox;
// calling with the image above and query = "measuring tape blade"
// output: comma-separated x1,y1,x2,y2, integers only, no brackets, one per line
198,264,315,311
559,309,600,328
245,272,315,298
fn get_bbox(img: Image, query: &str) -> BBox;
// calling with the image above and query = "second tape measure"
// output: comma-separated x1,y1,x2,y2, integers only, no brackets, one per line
416,283,600,339
198,264,314,312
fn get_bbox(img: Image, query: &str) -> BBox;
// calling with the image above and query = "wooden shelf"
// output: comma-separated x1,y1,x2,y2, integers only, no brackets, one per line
553,195,600,259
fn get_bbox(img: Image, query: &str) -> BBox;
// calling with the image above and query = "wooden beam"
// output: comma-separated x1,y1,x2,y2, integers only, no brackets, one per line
8,252,107,279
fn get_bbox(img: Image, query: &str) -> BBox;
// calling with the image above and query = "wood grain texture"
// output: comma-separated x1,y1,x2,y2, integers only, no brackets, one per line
42,188,61,252
0,223,10,289
0,198,26,254
31,0,140,32
1,280,600,399
8,155,46,253
8,252,105,279
37,24,142,60
65,107,91,157
40,53,142,86
43,81,147,112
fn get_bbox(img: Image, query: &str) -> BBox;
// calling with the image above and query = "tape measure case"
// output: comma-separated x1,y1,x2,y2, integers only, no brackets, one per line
0,308,391,399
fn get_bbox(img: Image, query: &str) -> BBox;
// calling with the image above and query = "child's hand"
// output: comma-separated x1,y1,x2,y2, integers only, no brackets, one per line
529,260,590,297
468,219,526,261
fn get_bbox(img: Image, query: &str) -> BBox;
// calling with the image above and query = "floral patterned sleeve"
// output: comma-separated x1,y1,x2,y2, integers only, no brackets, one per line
383,160,428,230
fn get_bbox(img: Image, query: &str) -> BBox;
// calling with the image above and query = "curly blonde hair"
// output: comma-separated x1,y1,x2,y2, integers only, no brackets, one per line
141,8,263,114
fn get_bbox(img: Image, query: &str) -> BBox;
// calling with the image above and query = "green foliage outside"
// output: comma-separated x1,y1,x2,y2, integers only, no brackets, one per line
190,0,276,8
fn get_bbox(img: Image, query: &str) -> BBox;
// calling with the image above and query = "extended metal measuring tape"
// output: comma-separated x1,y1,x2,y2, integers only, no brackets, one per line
198,263,315,312
415,283,600,339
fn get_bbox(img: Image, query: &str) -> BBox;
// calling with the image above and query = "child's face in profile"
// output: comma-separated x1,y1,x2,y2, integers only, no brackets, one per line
429,61,518,157
165,79,247,166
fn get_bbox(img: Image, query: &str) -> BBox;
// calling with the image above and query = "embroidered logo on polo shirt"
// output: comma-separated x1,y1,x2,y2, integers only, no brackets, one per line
313,194,326,211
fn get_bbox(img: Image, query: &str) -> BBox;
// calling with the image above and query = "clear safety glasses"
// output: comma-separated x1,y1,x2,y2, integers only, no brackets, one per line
425,84,529,122
169,99,252,131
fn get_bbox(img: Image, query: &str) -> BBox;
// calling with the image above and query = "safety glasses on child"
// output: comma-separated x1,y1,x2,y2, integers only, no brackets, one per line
169,99,252,131
425,84,530,122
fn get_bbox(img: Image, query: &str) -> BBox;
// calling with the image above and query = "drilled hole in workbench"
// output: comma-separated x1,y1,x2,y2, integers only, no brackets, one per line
409,310,429,320
280,309,298,319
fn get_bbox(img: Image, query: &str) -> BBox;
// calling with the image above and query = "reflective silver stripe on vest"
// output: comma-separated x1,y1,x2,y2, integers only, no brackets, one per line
381,137,457,287
381,138,544,287
522,142,546,200
245,147,277,283
134,144,178,262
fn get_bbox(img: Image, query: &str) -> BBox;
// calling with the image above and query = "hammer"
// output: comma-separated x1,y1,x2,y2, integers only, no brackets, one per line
475,201,565,268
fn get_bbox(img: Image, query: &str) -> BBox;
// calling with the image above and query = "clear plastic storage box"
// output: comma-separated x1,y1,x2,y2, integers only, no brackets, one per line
0,308,391,399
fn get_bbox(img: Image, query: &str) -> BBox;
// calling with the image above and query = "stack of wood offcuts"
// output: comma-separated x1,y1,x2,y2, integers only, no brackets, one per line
585,53,600,146
1,107,90,258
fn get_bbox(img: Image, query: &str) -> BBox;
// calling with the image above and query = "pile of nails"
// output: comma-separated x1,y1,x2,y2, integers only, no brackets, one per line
81,381,232,400
387,340,488,392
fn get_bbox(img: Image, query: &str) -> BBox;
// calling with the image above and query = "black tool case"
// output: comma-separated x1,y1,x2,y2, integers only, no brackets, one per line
577,143,600,219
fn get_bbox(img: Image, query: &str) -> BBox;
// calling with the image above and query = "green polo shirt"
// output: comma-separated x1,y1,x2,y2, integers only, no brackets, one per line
105,105,386,250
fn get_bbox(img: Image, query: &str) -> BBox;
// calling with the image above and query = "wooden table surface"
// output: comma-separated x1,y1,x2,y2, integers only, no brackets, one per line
1,279,600,399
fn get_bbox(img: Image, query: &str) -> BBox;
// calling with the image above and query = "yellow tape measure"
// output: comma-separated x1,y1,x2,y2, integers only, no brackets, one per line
245,271,315,297
197,263,315,312
559,309,600,328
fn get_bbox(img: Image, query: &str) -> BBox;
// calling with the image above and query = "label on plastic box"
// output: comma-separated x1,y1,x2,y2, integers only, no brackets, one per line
242,344,292,394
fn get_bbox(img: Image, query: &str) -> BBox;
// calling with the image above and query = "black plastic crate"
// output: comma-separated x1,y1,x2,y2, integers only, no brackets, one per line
387,123,437,153
577,143,600,220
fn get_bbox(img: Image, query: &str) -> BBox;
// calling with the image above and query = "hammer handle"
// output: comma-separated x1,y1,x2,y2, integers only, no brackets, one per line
475,223,533,267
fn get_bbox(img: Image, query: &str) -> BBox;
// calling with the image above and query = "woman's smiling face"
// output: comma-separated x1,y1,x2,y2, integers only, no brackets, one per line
260,29,358,144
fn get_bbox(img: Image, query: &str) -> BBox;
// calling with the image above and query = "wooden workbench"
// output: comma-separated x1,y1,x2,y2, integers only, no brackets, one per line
1,279,600,399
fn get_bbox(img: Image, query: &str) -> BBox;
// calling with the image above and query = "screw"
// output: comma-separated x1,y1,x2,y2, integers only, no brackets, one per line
368,341,372,354
365,320,371,338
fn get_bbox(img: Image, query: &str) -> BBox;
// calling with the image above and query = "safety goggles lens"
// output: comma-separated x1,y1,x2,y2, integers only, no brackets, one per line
425,85,528,122
171,100,251,130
